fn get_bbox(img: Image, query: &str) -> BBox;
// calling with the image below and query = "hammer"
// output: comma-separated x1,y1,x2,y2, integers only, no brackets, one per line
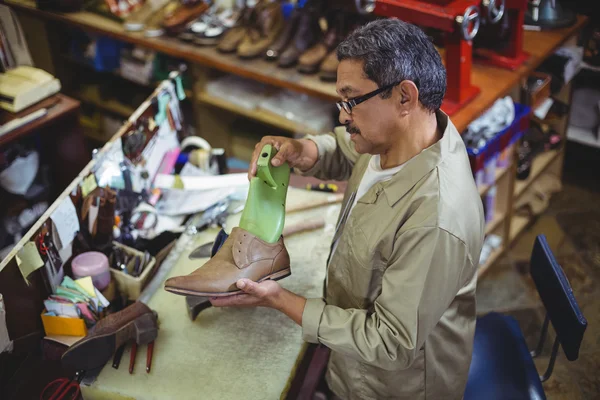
186,218,327,321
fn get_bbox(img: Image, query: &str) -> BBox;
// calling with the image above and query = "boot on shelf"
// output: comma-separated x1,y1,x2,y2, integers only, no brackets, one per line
297,10,347,74
265,7,301,61
162,0,210,35
237,1,284,59
277,0,323,68
216,1,256,53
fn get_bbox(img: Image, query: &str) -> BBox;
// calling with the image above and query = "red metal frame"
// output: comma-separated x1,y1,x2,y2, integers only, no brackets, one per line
373,0,481,115
474,0,530,70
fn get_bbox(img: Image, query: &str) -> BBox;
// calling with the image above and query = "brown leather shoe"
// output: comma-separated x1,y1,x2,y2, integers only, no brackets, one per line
164,227,291,297
265,7,301,61
298,12,345,74
278,5,323,68
237,2,284,59
163,0,209,34
319,50,339,82
144,0,180,37
216,5,254,53
61,302,158,371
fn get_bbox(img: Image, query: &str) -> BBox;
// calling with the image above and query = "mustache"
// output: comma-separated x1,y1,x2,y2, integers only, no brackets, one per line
347,125,361,135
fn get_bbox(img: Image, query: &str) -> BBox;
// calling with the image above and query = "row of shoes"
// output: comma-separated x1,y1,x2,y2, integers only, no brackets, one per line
123,0,210,38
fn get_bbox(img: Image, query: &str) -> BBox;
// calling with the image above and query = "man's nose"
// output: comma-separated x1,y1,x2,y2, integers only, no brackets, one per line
338,108,352,126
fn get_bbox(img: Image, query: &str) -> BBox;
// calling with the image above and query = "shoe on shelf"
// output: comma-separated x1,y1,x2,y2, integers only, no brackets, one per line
277,3,323,68
297,11,346,74
237,1,284,59
216,4,255,53
162,0,210,35
194,7,241,46
319,50,338,82
123,0,170,32
61,302,158,371
164,227,291,297
265,7,301,61
143,0,180,38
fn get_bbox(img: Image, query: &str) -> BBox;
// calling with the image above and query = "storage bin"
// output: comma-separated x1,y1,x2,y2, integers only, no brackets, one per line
109,242,157,301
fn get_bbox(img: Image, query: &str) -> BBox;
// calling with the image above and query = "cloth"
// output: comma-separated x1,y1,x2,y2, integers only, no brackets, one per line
298,111,485,400
0,5,34,69
329,154,404,264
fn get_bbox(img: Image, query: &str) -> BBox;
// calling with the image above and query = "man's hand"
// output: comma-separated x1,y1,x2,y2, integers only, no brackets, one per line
209,279,282,308
248,136,319,180
210,279,307,326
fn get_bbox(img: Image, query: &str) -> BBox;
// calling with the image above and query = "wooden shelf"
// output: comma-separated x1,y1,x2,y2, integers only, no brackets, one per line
478,164,511,196
197,91,319,135
9,0,588,132
485,212,505,235
72,86,135,118
510,215,531,242
62,54,193,97
478,245,505,279
513,150,561,200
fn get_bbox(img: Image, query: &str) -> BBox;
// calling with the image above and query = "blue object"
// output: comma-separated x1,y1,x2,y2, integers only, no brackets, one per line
465,235,587,400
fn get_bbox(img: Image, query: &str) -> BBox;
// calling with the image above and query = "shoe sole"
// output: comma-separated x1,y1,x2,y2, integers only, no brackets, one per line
164,268,292,298
61,312,158,371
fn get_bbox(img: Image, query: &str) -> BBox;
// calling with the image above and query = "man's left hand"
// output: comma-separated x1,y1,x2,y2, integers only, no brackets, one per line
209,279,282,308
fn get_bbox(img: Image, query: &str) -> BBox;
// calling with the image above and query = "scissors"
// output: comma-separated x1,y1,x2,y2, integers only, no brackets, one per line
40,371,83,400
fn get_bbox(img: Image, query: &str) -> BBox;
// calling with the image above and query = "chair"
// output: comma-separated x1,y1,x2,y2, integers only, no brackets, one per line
465,234,588,400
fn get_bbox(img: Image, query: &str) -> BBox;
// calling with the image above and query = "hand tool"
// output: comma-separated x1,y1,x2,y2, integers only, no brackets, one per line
112,344,125,369
305,183,338,193
40,370,83,400
185,218,326,321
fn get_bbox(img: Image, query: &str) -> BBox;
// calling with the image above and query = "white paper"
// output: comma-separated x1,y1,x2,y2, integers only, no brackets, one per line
154,173,248,191
88,204,99,234
156,188,235,216
180,162,210,177
534,98,554,120
94,288,110,308
138,125,179,186
50,198,79,249
44,300,79,318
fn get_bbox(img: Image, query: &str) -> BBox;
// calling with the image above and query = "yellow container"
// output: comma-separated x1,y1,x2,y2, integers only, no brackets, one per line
41,310,88,337
109,242,157,301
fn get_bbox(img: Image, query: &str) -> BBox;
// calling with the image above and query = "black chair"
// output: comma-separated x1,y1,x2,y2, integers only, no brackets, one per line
465,234,588,400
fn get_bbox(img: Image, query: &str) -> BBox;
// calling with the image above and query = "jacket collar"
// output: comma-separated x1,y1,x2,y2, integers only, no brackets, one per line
357,110,457,207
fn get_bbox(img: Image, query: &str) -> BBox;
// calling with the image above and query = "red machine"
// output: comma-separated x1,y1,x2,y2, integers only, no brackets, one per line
370,0,484,115
474,0,530,70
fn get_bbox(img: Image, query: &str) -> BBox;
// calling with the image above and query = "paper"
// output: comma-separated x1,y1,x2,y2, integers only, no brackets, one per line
50,198,79,250
44,335,84,347
81,173,98,197
156,187,235,216
0,294,12,353
180,162,210,177
154,173,248,191
16,241,44,283
44,300,79,318
76,277,97,298
88,204,99,234
534,98,554,120
94,288,110,308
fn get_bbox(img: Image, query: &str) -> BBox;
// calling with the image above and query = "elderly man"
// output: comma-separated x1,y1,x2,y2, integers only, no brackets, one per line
211,18,485,400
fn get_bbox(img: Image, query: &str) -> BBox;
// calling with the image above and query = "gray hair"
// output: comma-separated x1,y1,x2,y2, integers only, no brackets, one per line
337,18,446,112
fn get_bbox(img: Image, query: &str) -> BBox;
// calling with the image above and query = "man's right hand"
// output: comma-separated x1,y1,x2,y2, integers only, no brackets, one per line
248,136,319,180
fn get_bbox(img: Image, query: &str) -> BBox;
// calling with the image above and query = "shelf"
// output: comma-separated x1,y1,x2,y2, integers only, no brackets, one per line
478,164,510,197
513,150,561,200
485,212,505,235
567,124,600,149
478,245,505,279
510,215,531,242
197,91,319,135
62,54,194,98
72,86,135,118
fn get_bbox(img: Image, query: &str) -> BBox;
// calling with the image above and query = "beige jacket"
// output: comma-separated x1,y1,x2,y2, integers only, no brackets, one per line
300,111,485,400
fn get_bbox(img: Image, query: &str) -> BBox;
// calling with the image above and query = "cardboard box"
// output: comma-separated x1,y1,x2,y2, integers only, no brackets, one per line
41,310,87,337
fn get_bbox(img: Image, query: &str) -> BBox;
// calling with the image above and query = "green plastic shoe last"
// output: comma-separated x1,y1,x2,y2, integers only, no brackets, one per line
238,144,290,243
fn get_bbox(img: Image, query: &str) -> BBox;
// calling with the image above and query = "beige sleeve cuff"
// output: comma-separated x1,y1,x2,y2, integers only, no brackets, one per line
301,298,326,343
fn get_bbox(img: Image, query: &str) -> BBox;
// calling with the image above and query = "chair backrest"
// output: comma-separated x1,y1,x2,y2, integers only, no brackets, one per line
530,234,587,361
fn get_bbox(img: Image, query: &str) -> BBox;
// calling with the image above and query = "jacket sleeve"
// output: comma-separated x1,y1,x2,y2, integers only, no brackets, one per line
296,126,360,181
301,227,474,371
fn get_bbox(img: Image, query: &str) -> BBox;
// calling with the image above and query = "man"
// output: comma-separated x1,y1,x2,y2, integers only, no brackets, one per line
211,18,485,400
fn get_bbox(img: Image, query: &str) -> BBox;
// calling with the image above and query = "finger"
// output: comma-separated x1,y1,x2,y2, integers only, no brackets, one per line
209,293,257,307
248,138,277,179
236,279,265,296
271,141,293,167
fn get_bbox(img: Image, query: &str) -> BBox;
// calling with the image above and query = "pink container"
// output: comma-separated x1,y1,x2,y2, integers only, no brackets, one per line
71,251,111,290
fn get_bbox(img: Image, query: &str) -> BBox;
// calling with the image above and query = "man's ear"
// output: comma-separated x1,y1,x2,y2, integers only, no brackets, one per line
397,80,419,114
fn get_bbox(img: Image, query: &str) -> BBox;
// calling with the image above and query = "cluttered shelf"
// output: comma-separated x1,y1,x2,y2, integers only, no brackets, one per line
513,149,561,200
478,164,510,197
72,85,135,119
8,0,588,132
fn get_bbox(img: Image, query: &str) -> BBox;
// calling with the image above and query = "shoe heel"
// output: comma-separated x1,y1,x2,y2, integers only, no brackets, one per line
133,312,158,345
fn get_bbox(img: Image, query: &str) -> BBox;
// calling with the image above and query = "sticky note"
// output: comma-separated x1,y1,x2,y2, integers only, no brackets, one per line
50,198,79,250
16,242,44,284
75,277,96,298
81,174,98,197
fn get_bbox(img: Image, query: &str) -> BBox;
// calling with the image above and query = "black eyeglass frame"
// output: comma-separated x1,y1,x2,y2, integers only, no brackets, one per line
336,81,401,114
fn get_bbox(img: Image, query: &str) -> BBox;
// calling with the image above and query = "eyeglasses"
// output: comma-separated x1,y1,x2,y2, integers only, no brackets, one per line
336,82,400,115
